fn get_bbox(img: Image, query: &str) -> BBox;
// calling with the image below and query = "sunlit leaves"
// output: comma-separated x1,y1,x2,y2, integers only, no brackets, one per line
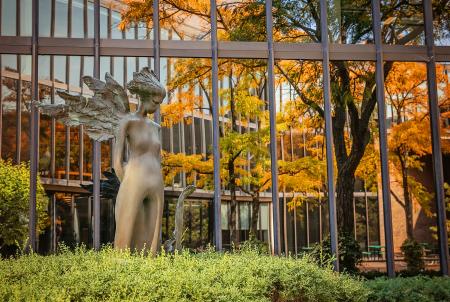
0,160,49,249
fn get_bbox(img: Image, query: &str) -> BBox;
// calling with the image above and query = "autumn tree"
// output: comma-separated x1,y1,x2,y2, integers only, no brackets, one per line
119,0,450,238
385,62,450,240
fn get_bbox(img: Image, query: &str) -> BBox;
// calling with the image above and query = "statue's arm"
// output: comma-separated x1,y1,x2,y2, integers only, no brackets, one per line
114,118,130,181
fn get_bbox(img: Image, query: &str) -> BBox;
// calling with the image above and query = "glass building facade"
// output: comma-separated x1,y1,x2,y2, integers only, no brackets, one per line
0,0,449,274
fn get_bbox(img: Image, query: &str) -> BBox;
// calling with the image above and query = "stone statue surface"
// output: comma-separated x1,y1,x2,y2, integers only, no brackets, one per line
35,67,167,254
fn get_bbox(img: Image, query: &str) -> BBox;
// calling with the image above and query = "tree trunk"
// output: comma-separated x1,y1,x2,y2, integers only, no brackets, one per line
227,70,241,246
399,153,414,240
336,169,356,234
250,192,260,238
228,158,239,246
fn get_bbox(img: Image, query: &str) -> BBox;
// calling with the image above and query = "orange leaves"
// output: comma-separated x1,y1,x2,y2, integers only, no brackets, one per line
119,0,154,32
160,89,201,127
385,62,428,121
389,119,432,158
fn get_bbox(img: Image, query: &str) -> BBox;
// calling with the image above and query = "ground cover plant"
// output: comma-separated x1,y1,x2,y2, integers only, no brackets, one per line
1,246,449,302
0,247,368,302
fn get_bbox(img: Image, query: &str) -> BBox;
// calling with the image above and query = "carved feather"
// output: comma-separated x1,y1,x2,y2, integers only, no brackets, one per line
33,67,165,142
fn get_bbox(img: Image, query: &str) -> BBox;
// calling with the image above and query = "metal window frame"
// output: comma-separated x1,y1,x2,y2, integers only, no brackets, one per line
4,0,445,273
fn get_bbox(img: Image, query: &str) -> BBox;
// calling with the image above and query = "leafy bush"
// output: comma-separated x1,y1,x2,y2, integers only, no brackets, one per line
0,247,369,302
366,276,450,302
0,160,48,256
401,239,424,273
310,232,362,274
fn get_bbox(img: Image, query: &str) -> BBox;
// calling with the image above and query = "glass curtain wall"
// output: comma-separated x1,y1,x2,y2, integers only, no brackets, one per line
0,0,449,273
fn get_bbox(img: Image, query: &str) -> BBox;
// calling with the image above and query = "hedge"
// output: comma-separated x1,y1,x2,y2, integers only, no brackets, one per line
366,276,450,302
0,247,368,302
1,247,449,302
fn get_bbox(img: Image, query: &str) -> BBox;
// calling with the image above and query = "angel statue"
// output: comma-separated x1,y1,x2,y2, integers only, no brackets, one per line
35,67,166,254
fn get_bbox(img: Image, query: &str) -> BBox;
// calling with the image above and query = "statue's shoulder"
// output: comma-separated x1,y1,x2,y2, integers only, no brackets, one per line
146,119,161,130
120,114,161,130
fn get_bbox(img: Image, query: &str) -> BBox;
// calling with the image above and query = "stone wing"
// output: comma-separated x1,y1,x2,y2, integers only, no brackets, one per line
35,73,129,141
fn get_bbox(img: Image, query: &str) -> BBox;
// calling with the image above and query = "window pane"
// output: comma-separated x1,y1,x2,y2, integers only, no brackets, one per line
381,0,424,45
87,1,94,38
1,54,18,161
19,55,31,162
38,55,51,178
1,0,17,36
273,0,320,43
71,0,84,38
217,0,265,41
112,57,124,86
39,0,51,37
328,0,373,44
55,0,69,37
433,1,450,46
20,0,32,36
111,11,122,39
385,62,439,271
276,59,325,254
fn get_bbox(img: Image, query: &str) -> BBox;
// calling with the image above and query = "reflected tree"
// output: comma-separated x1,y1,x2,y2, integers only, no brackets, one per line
119,0,450,238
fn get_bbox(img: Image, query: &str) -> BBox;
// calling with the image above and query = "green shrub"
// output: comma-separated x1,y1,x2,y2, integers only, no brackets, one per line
401,239,425,273
0,247,369,302
366,276,450,302
310,232,362,274
0,160,48,256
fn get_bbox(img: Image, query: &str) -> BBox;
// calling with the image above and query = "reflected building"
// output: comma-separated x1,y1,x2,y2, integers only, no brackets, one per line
1,0,449,272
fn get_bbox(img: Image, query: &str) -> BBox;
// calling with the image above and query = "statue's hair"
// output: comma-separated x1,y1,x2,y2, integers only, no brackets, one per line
127,67,166,103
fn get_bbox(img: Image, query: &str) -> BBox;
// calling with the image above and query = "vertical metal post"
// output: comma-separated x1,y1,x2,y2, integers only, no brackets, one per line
306,201,310,247
423,0,449,276
92,0,101,251
319,0,339,271
0,55,2,158
371,0,396,277
353,197,357,240
266,0,280,255
290,128,298,254
79,58,84,183
16,55,22,163
210,0,222,250
27,0,39,253
153,0,161,124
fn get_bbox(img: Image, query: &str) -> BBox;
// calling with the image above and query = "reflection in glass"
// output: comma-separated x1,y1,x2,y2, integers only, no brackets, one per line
276,60,325,254
328,0,373,44
385,62,439,270
55,0,69,38
72,0,85,38
381,0,424,45
112,11,123,39
1,0,17,36
217,0,266,42
38,55,52,177
112,57,124,86
20,55,31,162
20,0,32,36
39,0,51,37
100,6,108,38
1,55,18,161
273,0,320,43
433,1,450,46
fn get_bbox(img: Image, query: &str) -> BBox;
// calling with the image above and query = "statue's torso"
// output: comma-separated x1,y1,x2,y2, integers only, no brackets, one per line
127,117,160,161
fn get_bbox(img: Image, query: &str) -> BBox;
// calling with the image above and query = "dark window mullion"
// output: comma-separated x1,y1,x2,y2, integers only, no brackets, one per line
16,55,22,163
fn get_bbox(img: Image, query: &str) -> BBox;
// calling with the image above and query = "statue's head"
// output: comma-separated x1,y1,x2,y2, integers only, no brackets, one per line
127,67,166,114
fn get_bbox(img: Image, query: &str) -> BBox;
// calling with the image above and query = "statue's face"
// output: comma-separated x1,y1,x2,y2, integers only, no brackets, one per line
128,67,166,116
141,97,160,114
